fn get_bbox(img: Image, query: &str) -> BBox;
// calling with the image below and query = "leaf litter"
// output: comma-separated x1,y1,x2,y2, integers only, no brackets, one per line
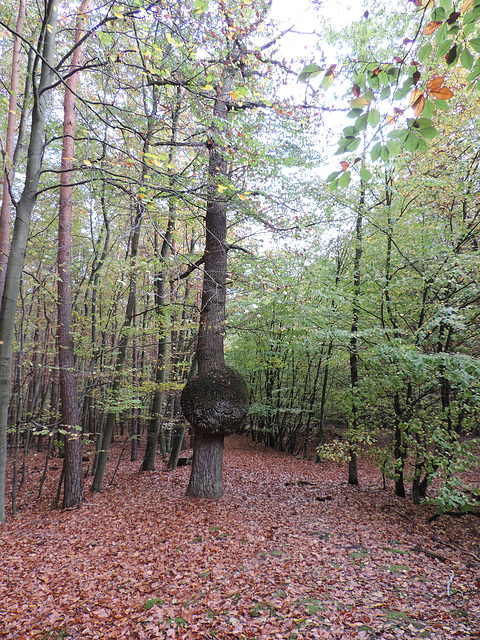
0,435,479,639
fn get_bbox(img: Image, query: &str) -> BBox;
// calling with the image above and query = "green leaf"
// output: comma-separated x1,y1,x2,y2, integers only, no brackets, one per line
355,113,369,132
418,43,433,62
343,126,356,137
345,137,361,151
435,98,449,110
380,145,390,162
412,117,434,129
298,64,323,83
347,108,364,119
326,171,341,183
464,20,476,37
461,48,475,70
431,7,446,20
339,171,351,188
370,142,382,162
329,178,339,191
417,126,438,139
387,129,404,139
435,22,448,44
469,37,480,53
438,0,452,11
386,140,402,156
422,99,435,119
417,137,428,152
404,132,419,152
193,0,209,13
145,598,165,611
360,165,372,182
437,40,454,58
380,86,391,100
368,109,381,127
466,60,480,81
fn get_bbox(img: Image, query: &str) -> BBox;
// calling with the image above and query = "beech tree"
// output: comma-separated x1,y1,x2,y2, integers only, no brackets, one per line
56,0,92,509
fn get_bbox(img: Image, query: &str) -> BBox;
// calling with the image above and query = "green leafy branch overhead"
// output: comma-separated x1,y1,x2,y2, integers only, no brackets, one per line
299,0,480,187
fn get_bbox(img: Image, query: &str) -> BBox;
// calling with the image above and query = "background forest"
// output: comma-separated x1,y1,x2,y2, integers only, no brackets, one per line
0,0,479,523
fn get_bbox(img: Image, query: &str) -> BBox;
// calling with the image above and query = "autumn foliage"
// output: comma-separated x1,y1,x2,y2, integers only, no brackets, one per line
1,436,479,639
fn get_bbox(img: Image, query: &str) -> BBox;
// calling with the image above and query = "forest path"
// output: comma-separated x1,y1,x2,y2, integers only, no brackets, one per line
0,435,479,639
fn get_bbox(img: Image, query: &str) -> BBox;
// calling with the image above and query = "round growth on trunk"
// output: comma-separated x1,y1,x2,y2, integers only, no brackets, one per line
181,366,249,435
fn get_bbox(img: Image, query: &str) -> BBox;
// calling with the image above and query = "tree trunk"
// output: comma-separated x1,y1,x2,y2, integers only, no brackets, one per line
57,0,90,510
184,74,231,497
141,88,182,471
0,0,59,524
0,0,26,303
186,431,224,498
348,200,363,486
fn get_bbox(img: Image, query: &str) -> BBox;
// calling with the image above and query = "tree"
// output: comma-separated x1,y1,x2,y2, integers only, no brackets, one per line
181,30,250,498
56,0,92,509
0,0,60,524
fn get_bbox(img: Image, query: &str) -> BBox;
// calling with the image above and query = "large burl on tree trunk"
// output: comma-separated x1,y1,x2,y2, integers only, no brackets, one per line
180,36,249,499
181,368,249,498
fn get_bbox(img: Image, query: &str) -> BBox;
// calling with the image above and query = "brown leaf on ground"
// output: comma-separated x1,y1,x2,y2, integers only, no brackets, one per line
0,435,479,639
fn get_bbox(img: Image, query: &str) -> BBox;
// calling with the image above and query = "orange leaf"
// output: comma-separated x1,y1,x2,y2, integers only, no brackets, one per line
340,161,350,171
352,84,361,97
422,21,443,35
427,76,444,91
430,86,454,99
410,89,423,106
412,93,426,116
394,107,404,115
386,115,397,125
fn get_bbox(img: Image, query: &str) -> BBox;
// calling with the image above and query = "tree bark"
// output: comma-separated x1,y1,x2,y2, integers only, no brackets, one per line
348,186,364,486
184,46,238,500
57,0,91,509
0,0,26,303
0,0,59,524
186,431,224,498
141,87,181,471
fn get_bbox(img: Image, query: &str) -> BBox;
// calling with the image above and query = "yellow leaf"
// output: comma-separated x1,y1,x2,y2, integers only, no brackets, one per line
412,92,426,116
84,159,92,166
217,185,227,193
238,194,246,201
462,0,474,13
350,96,370,108
422,21,442,35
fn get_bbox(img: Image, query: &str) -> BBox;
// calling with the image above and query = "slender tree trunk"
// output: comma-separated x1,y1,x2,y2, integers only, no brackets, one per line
141,87,181,471
0,0,26,303
348,188,364,486
56,0,90,510
0,0,59,524
91,204,143,492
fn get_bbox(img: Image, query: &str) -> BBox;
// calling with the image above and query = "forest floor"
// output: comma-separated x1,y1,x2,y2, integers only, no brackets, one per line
0,435,479,640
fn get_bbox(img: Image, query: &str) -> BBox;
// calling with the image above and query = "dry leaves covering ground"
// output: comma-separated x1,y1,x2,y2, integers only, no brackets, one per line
0,435,479,640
